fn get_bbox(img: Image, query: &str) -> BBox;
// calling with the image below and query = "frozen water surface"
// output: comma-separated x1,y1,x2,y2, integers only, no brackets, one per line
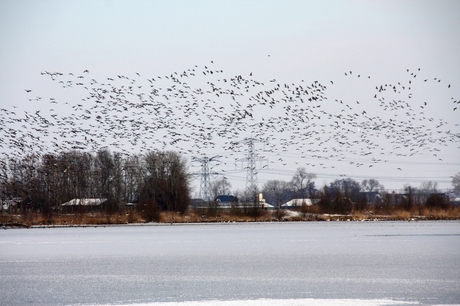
97,298,419,306
0,221,459,306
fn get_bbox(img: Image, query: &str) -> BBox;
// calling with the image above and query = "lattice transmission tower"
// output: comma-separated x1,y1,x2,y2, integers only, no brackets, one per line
191,154,221,201
235,138,268,197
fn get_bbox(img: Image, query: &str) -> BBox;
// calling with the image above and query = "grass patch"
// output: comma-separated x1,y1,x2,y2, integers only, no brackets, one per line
2,205,460,227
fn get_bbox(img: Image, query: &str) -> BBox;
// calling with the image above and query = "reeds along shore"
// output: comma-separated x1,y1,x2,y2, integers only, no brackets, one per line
2,205,460,227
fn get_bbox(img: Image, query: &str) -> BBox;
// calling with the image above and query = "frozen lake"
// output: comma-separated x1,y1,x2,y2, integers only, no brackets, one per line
1,221,459,306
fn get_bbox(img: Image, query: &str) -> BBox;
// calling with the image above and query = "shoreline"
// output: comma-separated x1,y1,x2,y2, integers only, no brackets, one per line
2,211,460,229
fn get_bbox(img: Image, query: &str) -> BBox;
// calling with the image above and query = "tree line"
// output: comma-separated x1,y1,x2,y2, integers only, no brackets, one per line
0,149,191,220
1,150,459,219
260,167,458,214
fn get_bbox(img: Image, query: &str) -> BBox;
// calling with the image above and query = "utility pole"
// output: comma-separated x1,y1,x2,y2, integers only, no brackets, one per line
191,154,221,201
234,138,268,198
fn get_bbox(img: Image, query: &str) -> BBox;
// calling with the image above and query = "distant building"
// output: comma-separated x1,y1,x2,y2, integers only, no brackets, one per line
192,194,275,210
125,202,138,210
61,198,107,213
281,198,314,208
256,193,274,210
190,198,206,209
215,195,238,204
451,197,460,206
281,198,322,209
213,195,239,209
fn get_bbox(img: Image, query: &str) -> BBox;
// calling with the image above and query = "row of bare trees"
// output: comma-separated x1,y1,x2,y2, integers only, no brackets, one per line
261,167,455,214
0,149,191,218
2,152,458,218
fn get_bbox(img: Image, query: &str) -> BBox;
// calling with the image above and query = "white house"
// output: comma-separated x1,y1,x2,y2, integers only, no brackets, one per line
61,198,107,212
281,198,313,208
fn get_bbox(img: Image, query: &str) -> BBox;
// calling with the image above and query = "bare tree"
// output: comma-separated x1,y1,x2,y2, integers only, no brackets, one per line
419,181,438,194
330,178,361,200
290,167,316,198
361,179,385,193
417,181,439,205
111,152,125,211
262,180,291,209
94,149,114,199
319,185,333,214
210,177,232,200
141,150,191,214
453,172,460,195
403,184,417,209
123,154,143,203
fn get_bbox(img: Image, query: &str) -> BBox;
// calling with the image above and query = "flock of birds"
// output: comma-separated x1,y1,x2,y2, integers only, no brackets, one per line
1,62,459,181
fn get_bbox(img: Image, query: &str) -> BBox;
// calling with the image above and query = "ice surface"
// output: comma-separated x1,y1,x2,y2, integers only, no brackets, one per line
1,221,459,306
95,298,420,306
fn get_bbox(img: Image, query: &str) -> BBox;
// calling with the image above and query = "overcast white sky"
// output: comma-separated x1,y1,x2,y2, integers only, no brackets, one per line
1,0,459,194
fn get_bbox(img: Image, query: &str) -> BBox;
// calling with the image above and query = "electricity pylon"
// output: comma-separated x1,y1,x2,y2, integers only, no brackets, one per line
191,154,221,201
234,138,268,197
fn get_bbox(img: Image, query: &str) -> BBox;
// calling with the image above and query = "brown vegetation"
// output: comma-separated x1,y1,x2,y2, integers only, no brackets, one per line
2,205,459,228
0,211,144,227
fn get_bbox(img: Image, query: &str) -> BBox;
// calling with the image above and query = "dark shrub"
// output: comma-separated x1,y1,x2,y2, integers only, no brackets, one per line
425,194,450,210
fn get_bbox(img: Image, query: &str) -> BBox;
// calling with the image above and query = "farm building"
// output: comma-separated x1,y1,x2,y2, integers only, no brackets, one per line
281,198,314,208
61,198,108,213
